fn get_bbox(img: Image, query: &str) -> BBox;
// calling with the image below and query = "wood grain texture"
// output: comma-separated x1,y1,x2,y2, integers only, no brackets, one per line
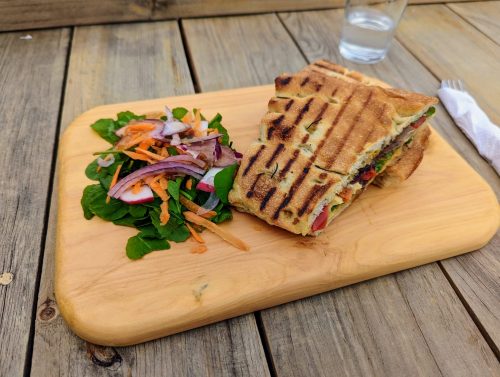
31,21,269,377
268,9,500,375
182,14,307,91
56,86,497,345
0,0,152,32
261,263,500,376
397,5,500,125
448,1,500,45
0,29,69,377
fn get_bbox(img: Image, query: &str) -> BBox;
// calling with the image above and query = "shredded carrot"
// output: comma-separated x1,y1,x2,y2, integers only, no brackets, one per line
123,151,151,162
185,178,192,190
184,211,248,251
136,147,165,161
193,109,202,137
132,181,142,194
106,164,123,203
159,177,169,190
339,188,353,202
149,180,169,201
179,196,216,219
186,223,205,243
96,165,102,173
160,147,169,157
182,112,193,124
118,133,150,150
160,201,170,225
191,244,208,254
125,123,156,134
138,138,155,151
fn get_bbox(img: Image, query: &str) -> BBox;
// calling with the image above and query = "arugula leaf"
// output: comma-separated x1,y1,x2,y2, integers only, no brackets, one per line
211,205,233,224
113,216,138,227
90,112,144,144
81,185,102,219
129,205,148,218
214,164,238,204
167,146,179,156
167,177,182,201
137,224,159,238
90,119,120,144
151,211,190,242
425,107,436,117
126,234,170,260
117,111,145,127
82,184,129,221
172,107,188,120
208,113,230,145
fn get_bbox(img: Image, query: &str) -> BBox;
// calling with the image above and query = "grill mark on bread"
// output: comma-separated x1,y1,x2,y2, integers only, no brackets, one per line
301,134,310,144
279,149,299,179
243,144,265,176
312,102,328,125
267,114,285,139
300,76,310,86
357,102,386,153
273,164,311,220
294,97,314,126
285,99,294,111
260,187,277,211
265,143,285,168
312,90,355,164
276,76,292,87
314,83,323,92
326,91,374,165
298,181,334,217
246,173,263,198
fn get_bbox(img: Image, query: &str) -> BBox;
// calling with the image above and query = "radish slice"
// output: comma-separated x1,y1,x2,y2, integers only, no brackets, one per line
120,185,154,204
197,191,220,216
196,167,224,192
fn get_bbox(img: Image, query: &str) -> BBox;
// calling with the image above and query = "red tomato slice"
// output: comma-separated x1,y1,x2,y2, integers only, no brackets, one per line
411,115,427,129
360,168,377,181
312,205,329,232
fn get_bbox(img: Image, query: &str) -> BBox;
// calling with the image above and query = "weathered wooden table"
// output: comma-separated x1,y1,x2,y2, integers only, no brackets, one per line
1,1,499,376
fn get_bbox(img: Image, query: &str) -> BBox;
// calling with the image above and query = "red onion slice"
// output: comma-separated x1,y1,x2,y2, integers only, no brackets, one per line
162,120,191,136
108,160,205,199
197,191,220,216
170,133,181,146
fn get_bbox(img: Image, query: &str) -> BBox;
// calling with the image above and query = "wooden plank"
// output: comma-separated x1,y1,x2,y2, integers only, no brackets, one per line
261,263,500,376
397,4,500,125
0,29,69,377
182,14,308,91
252,9,500,376
154,0,489,19
0,0,152,32
31,21,269,377
395,6,500,353
448,1,500,45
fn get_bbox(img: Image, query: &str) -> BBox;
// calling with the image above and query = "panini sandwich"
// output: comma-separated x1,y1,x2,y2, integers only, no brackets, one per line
229,62,438,235
302,60,433,188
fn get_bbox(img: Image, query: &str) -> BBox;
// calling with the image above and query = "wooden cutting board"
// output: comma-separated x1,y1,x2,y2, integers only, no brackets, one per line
56,85,499,346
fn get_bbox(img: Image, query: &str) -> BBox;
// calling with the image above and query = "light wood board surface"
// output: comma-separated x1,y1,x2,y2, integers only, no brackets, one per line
56,85,498,346
31,21,269,377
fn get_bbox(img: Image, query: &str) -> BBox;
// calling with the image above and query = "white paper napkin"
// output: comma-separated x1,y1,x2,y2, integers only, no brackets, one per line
438,86,500,175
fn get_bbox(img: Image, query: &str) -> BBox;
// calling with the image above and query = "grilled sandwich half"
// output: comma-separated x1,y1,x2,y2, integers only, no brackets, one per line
229,65,438,235
302,59,433,188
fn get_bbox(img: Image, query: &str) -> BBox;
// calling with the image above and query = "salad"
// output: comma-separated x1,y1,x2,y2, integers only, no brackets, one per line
81,107,248,259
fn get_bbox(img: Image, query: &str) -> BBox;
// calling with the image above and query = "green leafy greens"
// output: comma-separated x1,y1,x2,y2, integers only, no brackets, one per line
82,109,239,260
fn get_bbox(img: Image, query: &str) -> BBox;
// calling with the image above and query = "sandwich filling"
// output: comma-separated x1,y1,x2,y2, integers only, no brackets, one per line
311,107,434,233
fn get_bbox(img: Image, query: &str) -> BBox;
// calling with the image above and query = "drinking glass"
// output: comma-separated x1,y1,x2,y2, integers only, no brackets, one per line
339,0,408,64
